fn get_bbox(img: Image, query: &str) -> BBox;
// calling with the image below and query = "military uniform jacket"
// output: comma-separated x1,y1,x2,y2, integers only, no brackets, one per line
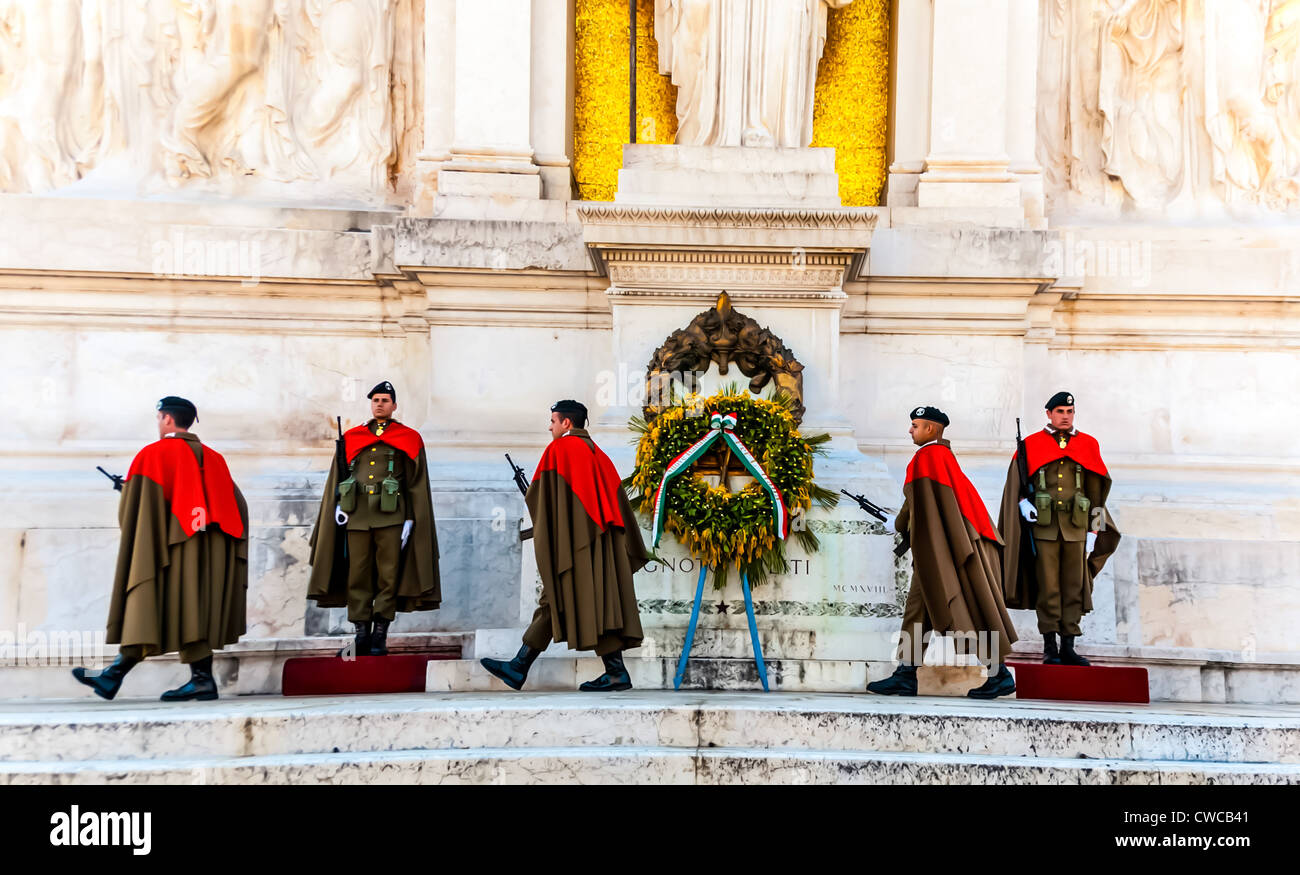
997,428,1122,611
307,419,441,612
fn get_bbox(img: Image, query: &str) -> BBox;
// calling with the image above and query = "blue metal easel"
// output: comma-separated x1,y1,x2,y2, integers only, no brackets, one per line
673,564,770,691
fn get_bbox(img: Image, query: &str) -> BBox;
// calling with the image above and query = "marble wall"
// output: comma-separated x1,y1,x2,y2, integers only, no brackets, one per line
0,0,1296,702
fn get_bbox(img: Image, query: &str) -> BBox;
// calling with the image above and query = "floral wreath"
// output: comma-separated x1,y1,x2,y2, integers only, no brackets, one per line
626,386,838,589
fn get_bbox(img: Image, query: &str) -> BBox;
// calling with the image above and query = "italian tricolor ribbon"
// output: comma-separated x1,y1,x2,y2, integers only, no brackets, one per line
650,411,789,548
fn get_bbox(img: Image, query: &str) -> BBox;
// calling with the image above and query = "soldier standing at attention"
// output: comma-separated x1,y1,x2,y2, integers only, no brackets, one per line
998,392,1121,666
307,381,441,656
72,397,248,701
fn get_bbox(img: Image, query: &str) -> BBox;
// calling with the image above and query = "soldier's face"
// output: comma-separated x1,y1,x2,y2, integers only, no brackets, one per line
1048,406,1074,431
156,411,173,438
370,394,395,420
549,412,573,441
909,419,938,446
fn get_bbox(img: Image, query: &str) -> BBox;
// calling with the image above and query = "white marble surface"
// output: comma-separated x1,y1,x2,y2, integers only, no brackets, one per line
2,690,1298,784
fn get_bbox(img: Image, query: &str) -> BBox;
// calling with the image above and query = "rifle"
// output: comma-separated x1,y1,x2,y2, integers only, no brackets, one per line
1015,417,1038,559
96,466,125,492
841,489,909,557
329,417,350,581
840,489,887,522
333,416,349,494
506,454,533,541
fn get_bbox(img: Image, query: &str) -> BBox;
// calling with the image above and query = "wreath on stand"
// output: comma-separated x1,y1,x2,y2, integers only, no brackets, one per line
625,386,838,589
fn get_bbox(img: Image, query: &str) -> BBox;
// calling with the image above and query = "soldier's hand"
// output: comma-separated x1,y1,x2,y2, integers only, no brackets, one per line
401,519,413,548
334,504,349,525
1018,498,1038,523
1086,531,1097,553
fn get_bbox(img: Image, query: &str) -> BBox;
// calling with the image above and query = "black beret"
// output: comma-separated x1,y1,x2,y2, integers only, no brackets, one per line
156,396,197,419
909,405,949,427
367,381,396,400
551,399,588,421
1045,391,1075,410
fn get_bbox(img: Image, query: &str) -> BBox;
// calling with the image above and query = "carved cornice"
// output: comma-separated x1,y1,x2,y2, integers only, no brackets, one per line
578,204,879,232
607,264,846,288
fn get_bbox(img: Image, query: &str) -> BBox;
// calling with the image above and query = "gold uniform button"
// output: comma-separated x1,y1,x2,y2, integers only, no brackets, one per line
370,461,375,466
368,475,375,480
1057,487,1063,491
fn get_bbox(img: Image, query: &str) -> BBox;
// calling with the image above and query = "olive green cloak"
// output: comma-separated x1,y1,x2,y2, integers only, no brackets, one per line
527,429,648,653
106,433,248,658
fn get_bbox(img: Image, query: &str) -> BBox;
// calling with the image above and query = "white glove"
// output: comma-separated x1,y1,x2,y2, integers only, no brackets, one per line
1018,498,1038,523
882,514,897,535
1086,531,1097,553
334,504,348,525
401,519,413,548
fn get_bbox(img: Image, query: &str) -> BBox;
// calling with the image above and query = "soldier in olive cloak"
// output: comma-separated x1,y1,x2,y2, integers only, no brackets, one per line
73,396,248,702
869,406,1019,699
481,400,648,692
307,381,441,656
998,391,1121,666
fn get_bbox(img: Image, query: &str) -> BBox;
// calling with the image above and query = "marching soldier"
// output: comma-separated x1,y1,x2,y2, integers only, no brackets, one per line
998,392,1121,666
72,397,248,701
307,381,441,656
480,400,648,692
868,406,1018,699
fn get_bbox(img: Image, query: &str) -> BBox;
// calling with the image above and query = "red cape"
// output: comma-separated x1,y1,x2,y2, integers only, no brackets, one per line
126,437,244,539
534,435,626,531
344,420,424,463
906,443,999,542
1017,429,1109,478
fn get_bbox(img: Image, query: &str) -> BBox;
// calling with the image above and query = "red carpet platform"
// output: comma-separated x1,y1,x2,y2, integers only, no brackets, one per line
283,648,460,696
1009,661,1149,704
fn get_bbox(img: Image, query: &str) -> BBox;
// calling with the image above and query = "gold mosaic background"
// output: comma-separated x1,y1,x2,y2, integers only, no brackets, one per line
573,0,890,206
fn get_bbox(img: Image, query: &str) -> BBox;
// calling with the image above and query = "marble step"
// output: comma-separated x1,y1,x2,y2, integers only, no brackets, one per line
0,632,470,700
428,656,989,695
3,692,1297,766
2,745,1296,786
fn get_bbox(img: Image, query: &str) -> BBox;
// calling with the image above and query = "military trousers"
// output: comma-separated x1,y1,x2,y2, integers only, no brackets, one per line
1033,536,1087,636
521,588,624,657
895,572,1013,665
346,524,403,623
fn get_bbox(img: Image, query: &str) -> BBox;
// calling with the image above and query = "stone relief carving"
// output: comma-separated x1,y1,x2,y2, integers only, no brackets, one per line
1038,0,1300,217
644,291,807,424
0,0,408,200
654,0,853,148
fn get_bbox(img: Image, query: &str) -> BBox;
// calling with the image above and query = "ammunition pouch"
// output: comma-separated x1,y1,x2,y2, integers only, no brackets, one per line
1034,469,1052,521
380,476,400,513
337,477,357,513
379,450,400,513
1071,464,1090,528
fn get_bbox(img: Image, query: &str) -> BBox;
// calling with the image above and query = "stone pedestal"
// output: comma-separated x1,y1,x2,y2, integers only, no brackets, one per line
614,144,842,209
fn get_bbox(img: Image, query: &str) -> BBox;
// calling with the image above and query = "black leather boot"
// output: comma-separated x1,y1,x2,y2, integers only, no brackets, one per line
1059,634,1090,666
580,650,633,692
1042,632,1061,665
71,653,139,701
337,621,371,658
968,664,1017,699
370,618,391,656
480,644,541,690
161,655,218,702
866,663,917,696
